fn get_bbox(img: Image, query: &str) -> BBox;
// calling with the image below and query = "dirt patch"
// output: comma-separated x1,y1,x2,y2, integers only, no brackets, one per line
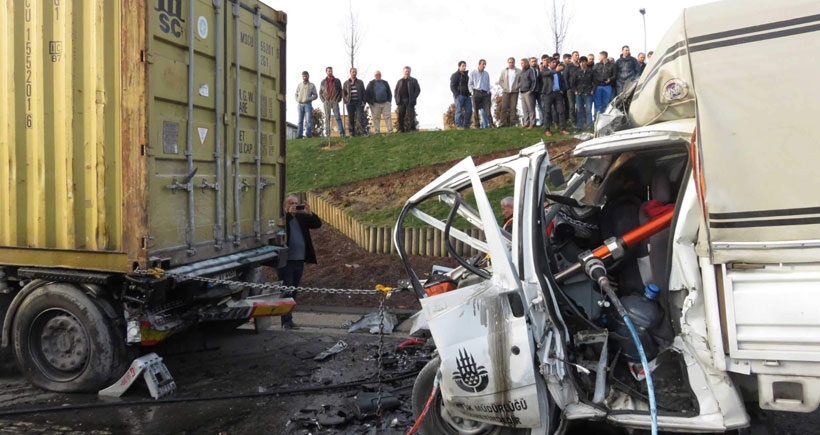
316,139,581,217
321,142,345,150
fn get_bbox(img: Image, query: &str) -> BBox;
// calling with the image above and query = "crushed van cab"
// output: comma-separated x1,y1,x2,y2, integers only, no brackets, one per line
398,0,820,433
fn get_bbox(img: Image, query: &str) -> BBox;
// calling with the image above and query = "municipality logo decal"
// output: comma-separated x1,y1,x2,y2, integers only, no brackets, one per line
452,349,489,393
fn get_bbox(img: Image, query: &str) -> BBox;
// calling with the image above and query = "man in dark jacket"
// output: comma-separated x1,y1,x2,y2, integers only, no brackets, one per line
571,56,595,130
343,68,367,136
450,61,472,129
614,45,640,95
365,71,393,134
518,58,537,128
320,67,345,137
592,51,616,117
278,195,322,329
564,51,581,127
540,59,569,136
395,66,421,132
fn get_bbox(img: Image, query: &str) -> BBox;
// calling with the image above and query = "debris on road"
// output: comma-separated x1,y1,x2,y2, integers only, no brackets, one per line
351,391,402,418
314,340,349,361
348,312,398,334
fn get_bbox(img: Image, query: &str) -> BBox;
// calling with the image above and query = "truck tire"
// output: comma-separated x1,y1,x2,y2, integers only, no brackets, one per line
411,356,532,435
12,284,126,392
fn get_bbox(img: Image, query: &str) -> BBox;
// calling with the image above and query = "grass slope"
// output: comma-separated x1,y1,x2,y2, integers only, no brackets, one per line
286,128,570,192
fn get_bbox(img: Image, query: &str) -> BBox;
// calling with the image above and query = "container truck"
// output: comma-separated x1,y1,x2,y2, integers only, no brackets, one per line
0,0,291,392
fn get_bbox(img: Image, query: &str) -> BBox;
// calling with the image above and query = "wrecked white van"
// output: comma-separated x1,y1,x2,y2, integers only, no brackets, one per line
397,0,820,433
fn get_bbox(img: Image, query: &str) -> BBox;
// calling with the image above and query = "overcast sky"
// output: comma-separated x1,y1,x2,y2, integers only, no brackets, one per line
264,0,714,130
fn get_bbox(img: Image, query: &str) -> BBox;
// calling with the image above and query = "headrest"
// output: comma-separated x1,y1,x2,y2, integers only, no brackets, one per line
651,171,672,204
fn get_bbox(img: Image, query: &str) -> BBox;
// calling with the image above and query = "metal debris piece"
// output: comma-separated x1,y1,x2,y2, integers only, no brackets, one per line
351,391,401,418
98,353,176,399
347,312,397,334
314,340,349,361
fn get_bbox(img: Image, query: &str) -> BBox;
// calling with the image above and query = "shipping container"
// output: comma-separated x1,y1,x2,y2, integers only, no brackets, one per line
0,0,292,393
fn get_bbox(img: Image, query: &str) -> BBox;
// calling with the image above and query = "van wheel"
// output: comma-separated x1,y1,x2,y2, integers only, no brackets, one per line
12,284,126,392
411,356,532,435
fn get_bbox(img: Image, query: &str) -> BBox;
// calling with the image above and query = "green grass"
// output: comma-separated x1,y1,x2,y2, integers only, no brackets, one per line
286,128,571,192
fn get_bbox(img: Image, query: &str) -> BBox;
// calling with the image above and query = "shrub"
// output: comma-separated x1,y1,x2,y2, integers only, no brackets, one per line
311,108,324,136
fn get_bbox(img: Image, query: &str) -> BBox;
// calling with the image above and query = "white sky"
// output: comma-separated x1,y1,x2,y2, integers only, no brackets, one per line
263,0,715,129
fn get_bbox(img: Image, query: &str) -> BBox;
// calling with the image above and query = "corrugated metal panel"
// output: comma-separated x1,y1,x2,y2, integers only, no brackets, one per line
0,0,122,256
144,0,286,266
0,0,286,272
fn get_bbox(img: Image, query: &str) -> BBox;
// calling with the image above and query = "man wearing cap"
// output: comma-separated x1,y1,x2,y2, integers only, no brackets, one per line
295,71,317,138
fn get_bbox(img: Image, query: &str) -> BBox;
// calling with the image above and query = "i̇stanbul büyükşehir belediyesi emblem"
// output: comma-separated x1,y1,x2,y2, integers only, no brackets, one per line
452,349,490,393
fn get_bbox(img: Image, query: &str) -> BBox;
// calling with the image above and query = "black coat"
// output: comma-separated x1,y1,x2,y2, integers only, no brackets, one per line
540,68,567,95
395,77,421,106
571,67,595,95
450,70,470,97
285,212,322,264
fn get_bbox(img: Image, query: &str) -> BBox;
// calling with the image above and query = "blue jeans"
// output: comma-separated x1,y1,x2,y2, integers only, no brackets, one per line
454,95,473,128
593,85,612,117
277,260,304,324
297,103,312,138
323,102,345,137
575,93,594,130
478,108,489,128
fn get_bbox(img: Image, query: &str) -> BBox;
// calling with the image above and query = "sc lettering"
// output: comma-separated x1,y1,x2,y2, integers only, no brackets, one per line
156,0,185,38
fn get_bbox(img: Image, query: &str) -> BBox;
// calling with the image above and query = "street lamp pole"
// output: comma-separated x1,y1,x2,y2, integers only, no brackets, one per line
639,8,647,54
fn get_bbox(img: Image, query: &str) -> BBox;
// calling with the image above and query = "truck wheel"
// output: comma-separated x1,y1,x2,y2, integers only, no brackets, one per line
411,356,532,435
12,284,125,392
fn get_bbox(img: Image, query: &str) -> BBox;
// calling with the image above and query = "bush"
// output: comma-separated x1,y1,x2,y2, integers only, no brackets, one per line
311,108,324,136
443,103,456,129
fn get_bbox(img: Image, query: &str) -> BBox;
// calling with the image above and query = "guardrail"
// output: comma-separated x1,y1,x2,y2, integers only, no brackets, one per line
305,192,485,257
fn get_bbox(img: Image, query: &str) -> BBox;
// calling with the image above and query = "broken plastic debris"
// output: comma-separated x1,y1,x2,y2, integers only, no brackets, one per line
314,340,349,361
574,132,594,141
347,312,397,334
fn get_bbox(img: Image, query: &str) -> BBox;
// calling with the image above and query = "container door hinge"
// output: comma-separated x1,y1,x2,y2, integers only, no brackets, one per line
141,236,154,250
140,50,154,63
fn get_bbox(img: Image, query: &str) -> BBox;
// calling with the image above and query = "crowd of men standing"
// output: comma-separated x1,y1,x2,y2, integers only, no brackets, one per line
461,45,649,135
294,45,649,138
294,66,421,138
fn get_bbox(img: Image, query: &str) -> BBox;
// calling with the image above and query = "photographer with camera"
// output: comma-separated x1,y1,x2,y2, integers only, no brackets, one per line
278,194,322,329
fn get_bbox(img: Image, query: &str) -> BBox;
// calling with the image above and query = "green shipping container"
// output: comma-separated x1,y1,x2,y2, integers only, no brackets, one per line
0,0,288,272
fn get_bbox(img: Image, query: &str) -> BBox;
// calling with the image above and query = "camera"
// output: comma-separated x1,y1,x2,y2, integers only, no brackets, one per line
295,204,306,211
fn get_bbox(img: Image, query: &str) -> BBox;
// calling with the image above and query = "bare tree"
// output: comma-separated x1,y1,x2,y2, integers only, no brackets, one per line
342,0,363,71
547,0,572,54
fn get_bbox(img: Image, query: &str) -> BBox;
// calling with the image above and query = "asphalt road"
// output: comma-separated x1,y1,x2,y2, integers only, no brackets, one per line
0,312,818,435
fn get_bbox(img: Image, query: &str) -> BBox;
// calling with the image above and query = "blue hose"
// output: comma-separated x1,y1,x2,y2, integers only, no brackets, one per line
623,315,658,435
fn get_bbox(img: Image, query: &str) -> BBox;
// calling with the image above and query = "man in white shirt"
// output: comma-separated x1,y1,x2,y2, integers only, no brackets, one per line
469,59,491,128
497,57,521,127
